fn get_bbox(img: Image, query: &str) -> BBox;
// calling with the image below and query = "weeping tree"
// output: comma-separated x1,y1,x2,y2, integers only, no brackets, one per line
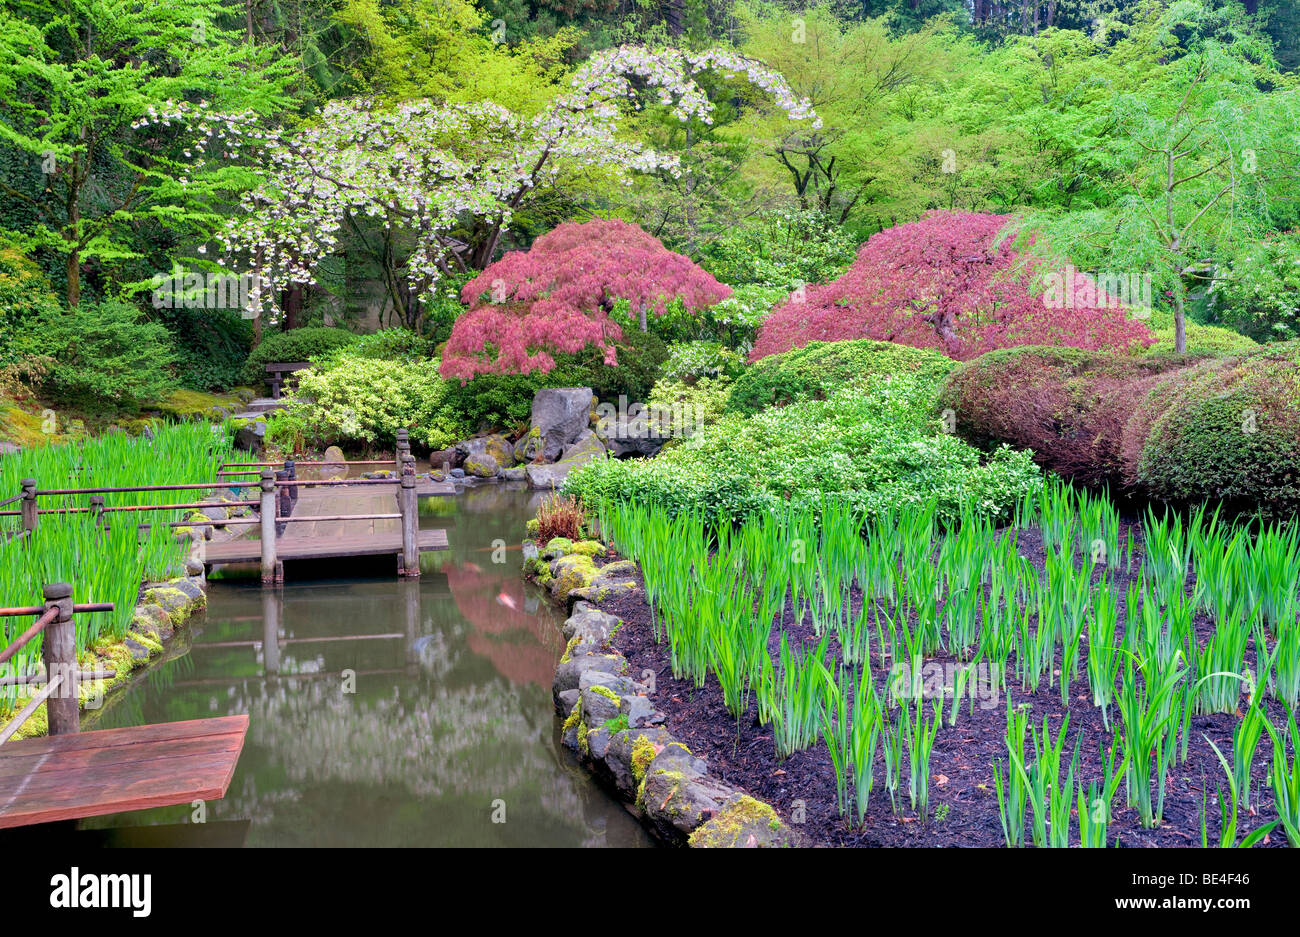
1021,39,1297,352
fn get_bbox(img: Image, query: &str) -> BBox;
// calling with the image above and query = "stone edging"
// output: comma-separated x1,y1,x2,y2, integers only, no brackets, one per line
531,540,798,848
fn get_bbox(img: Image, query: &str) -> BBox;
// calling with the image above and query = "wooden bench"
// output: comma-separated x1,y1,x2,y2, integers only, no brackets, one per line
265,361,312,398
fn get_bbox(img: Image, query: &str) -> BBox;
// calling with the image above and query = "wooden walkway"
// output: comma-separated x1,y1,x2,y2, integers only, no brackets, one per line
0,716,248,829
205,528,447,564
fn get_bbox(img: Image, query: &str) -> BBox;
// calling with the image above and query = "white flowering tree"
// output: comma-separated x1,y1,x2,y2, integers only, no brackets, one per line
142,45,819,327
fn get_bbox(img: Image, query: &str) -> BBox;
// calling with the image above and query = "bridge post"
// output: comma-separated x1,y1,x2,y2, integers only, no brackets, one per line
20,478,37,534
399,452,419,578
259,469,278,583
42,582,78,736
395,428,410,478
89,495,107,530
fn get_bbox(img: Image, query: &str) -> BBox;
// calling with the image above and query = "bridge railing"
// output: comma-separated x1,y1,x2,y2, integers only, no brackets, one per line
0,584,116,744
1,429,426,586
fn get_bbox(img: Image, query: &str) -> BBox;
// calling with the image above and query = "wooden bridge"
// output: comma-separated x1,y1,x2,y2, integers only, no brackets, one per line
0,588,248,829
0,428,456,827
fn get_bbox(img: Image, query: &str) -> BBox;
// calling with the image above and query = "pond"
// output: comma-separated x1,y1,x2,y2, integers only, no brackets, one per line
79,484,654,847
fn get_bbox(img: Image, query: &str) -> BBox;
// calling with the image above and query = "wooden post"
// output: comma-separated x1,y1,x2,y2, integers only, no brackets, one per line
399,453,418,577
20,478,37,533
89,495,106,530
394,428,409,477
285,459,299,505
42,582,78,736
259,469,277,583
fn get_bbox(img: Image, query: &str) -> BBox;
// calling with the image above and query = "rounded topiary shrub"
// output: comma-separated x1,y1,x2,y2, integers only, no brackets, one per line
1134,343,1300,515
727,339,954,416
936,346,1199,487
938,342,1300,516
242,327,357,385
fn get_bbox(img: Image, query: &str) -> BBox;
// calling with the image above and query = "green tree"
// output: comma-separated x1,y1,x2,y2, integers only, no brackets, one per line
0,0,296,306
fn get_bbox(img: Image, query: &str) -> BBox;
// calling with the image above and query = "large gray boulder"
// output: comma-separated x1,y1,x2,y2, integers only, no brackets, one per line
531,388,593,461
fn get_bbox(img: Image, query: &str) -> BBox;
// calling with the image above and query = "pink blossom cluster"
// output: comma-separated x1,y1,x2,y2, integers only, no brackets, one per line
440,219,730,380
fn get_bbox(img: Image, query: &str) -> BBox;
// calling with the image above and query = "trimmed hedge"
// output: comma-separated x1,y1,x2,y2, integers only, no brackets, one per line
938,342,1300,517
726,339,955,416
1135,344,1300,514
242,327,358,384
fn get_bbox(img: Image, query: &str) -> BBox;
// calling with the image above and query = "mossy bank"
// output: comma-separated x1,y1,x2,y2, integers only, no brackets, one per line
527,534,798,848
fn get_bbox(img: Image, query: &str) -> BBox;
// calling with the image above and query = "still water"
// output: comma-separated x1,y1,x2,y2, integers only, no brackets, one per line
81,484,654,847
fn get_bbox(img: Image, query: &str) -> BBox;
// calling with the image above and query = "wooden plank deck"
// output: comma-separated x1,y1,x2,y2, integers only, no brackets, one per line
203,528,448,564
0,715,248,829
280,479,454,496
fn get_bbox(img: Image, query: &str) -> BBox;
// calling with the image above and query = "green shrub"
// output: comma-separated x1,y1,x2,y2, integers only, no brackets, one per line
284,356,469,450
661,341,746,381
1210,232,1300,343
242,326,357,384
1136,343,1300,516
16,300,179,414
0,240,59,370
727,339,954,416
566,375,1042,525
1142,321,1259,356
160,305,254,391
647,375,734,429
562,326,668,404
697,209,858,289
325,328,431,363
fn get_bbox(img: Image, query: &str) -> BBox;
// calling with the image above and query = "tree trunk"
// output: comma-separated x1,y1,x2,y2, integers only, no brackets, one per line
65,247,80,308
1174,292,1186,354
281,285,302,330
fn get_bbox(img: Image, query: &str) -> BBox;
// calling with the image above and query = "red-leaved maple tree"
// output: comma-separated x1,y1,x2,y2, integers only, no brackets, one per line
750,211,1154,362
441,219,730,379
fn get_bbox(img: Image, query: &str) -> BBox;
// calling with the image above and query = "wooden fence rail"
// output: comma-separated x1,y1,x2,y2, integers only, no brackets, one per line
3,427,430,585
0,585,116,743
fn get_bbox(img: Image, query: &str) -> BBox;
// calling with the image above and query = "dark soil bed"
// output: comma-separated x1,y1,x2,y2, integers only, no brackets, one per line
593,520,1291,848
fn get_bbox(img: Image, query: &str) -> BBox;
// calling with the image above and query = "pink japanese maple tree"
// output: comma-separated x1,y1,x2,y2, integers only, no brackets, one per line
441,219,731,379
750,211,1154,362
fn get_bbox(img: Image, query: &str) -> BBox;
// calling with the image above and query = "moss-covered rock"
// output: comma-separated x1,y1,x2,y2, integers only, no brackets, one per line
548,554,598,602
688,794,796,848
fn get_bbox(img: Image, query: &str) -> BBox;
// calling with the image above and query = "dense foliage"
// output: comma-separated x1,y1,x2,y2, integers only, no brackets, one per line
1211,232,1300,344
14,300,179,415
727,339,955,416
752,212,1154,362
242,327,358,385
565,371,1043,524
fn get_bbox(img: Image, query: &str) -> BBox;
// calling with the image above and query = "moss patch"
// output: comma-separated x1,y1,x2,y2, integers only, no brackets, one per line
687,795,787,848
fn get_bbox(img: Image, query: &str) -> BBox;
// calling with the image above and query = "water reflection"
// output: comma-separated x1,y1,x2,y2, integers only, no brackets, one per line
78,485,653,847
